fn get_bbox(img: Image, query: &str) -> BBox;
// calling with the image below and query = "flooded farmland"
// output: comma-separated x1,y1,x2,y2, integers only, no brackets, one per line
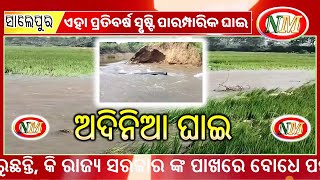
4,70,315,154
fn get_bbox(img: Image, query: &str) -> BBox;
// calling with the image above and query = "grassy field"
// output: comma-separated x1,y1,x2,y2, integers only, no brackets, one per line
108,83,316,154
209,51,316,70
5,46,93,76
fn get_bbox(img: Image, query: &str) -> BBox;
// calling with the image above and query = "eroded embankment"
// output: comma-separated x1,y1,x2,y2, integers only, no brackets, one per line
129,42,202,66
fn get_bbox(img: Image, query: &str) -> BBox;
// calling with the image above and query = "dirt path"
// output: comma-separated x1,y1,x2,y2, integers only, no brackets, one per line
4,70,315,154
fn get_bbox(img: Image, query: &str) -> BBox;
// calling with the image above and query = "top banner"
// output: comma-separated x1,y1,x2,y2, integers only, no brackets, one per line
4,11,252,34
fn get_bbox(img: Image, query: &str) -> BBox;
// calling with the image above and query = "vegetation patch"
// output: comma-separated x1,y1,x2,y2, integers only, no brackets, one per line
208,51,315,70
5,46,93,76
107,84,315,154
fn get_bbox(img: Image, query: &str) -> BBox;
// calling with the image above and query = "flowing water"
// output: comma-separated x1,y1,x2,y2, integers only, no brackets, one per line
4,70,315,154
99,60,203,103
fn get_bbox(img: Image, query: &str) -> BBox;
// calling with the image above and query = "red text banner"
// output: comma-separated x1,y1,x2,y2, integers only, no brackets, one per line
4,11,252,35
58,11,252,34
1,155,320,179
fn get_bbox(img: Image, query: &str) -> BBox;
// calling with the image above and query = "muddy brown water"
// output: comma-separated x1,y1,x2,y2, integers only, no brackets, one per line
4,70,315,154
99,60,203,102
208,70,316,98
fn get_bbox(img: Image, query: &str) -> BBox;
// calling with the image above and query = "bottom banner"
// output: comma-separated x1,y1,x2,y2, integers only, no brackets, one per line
1,155,320,179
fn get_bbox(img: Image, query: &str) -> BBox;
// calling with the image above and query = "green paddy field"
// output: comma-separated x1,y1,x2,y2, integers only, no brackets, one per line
209,51,315,70
5,46,93,76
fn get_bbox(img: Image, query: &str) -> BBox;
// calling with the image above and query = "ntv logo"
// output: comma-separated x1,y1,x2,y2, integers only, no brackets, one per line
18,121,43,134
278,121,304,136
12,114,50,140
265,15,302,34
271,115,311,142
257,7,309,40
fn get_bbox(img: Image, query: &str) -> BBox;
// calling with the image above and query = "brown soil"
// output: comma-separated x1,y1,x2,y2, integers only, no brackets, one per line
100,53,134,64
129,42,202,66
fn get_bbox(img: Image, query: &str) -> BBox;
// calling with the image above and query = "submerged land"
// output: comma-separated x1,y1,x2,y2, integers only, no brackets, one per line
99,42,203,103
4,45,316,154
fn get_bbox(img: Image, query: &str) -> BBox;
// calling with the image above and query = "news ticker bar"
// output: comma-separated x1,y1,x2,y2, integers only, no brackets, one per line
0,155,320,179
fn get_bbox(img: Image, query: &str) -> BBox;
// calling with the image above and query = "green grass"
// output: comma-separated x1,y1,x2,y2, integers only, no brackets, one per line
5,46,93,76
208,51,316,70
130,83,316,154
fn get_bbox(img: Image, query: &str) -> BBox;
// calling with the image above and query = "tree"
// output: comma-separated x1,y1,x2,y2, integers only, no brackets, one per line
207,37,223,51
